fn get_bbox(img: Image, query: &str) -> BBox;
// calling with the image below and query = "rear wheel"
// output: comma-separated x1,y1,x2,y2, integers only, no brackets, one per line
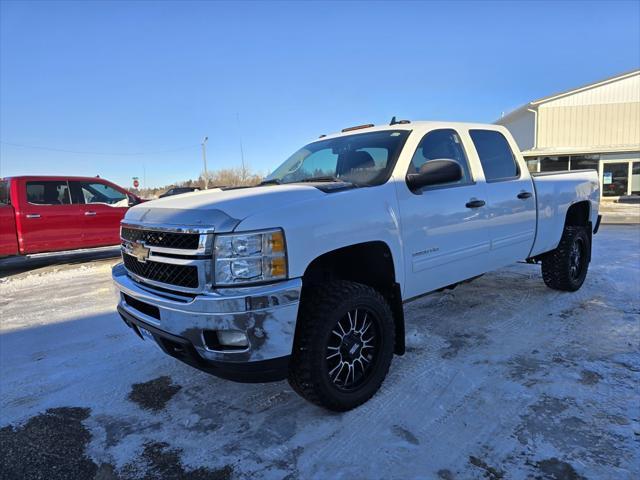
288,280,395,411
541,225,590,292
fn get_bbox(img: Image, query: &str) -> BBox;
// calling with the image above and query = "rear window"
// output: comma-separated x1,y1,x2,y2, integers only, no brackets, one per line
0,180,8,205
26,181,72,205
469,130,519,182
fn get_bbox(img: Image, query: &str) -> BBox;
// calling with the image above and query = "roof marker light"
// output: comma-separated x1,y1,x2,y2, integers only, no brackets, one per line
341,123,375,133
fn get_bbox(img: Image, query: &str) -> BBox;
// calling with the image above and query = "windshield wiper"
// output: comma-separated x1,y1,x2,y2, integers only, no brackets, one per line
259,179,282,186
261,176,360,187
298,176,349,183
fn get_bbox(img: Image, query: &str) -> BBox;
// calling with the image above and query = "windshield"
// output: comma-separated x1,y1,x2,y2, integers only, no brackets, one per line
265,130,410,186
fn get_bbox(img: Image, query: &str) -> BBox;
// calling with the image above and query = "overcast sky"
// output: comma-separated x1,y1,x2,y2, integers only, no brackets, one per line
1,0,639,188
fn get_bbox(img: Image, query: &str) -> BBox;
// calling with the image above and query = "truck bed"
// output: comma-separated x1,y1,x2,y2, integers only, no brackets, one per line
529,169,600,257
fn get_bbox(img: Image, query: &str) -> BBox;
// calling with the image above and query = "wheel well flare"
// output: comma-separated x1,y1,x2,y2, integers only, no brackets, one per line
302,242,405,355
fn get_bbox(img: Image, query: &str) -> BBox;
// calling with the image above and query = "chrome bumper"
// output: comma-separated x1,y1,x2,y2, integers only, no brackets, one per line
112,263,301,364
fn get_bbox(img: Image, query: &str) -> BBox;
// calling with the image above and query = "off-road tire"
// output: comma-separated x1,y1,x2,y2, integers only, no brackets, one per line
288,280,395,411
541,225,590,292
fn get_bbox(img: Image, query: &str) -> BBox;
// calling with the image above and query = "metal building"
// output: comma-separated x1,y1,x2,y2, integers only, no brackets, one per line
497,69,640,200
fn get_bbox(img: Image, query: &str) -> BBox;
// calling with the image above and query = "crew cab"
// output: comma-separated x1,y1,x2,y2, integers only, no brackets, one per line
0,176,142,257
113,121,601,411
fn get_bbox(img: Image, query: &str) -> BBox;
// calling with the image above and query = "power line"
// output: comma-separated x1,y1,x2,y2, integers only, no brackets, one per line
0,141,200,156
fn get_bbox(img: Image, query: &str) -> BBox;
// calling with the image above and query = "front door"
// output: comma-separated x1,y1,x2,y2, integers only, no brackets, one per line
468,129,536,266
19,179,85,254
71,180,130,247
0,180,19,256
397,128,492,299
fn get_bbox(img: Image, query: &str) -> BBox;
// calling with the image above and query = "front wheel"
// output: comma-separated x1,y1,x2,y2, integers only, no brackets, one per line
541,225,591,292
288,281,395,411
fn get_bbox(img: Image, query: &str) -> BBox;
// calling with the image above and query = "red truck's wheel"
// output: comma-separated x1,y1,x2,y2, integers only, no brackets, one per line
288,280,395,411
541,226,590,292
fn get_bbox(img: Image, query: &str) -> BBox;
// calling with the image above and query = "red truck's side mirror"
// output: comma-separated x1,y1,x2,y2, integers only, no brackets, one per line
128,195,140,207
406,158,463,192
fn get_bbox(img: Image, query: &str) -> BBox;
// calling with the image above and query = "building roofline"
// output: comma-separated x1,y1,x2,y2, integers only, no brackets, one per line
496,68,640,123
495,105,533,124
530,68,640,105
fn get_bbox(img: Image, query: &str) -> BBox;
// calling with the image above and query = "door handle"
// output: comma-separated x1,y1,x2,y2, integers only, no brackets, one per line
26,214,41,219
84,211,97,216
465,199,486,209
517,191,533,199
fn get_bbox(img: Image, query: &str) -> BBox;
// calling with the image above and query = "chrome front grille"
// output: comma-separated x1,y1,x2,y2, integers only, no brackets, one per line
121,226,201,250
123,254,199,288
120,223,213,293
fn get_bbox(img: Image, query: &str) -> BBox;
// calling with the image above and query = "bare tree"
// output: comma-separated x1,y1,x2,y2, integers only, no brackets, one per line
131,167,264,199
198,167,262,188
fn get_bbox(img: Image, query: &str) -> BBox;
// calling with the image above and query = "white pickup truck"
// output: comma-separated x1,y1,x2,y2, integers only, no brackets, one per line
113,120,601,411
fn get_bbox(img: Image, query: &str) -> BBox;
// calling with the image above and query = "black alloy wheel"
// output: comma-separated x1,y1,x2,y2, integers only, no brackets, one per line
325,308,381,391
288,280,395,411
568,237,585,280
542,225,590,292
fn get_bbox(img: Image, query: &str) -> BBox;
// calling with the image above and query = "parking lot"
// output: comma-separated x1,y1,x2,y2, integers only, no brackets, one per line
1,225,638,480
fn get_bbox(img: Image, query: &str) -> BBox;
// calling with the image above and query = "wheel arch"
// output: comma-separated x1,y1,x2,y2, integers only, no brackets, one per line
564,200,593,261
564,200,591,227
301,241,405,355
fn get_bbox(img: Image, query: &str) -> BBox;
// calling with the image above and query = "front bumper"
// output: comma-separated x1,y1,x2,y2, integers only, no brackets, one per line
112,263,301,382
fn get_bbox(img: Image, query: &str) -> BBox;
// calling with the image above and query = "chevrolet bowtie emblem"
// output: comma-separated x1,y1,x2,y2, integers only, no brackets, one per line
131,241,150,263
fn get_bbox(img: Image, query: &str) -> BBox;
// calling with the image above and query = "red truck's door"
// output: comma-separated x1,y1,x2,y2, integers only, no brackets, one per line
70,180,129,247
0,180,19,256
18,179,86,254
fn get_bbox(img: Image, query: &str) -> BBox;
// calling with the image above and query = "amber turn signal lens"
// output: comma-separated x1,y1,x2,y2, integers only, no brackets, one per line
269,256,287,277
269,231,285,253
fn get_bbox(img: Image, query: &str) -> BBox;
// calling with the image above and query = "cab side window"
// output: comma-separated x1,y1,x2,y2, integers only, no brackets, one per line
80,182,128,206
469,129,519,182
0,180,9,205
408,129,472,187
26,181,71,205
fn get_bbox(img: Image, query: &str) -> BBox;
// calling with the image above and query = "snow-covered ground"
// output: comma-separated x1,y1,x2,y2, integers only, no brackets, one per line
1,225,638,480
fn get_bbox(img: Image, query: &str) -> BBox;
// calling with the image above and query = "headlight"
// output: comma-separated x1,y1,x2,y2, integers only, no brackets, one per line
213,229,287,286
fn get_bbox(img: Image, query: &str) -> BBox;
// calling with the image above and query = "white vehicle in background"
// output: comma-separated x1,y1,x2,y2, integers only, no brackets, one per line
112,119,601,411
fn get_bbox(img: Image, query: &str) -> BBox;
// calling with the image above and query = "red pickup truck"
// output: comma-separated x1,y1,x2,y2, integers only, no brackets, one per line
0,176,143,257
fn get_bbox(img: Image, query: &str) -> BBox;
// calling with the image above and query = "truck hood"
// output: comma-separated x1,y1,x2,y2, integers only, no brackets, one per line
124,185,326,232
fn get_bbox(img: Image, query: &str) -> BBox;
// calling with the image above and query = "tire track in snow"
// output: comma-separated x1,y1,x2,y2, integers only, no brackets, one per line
298,265,593,477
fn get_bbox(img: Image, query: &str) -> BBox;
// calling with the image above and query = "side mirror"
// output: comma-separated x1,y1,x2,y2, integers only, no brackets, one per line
406,159,463,191
128,195,140,207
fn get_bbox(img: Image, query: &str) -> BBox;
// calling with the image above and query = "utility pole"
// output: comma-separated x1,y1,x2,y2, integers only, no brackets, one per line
237,113,246,181
201,136,209,189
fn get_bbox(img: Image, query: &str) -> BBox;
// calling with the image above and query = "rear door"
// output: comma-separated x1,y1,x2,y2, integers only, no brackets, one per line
468,129,536,266
71,180,130,247
0,179,19,256
19,179,85,253
396,128,492,299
